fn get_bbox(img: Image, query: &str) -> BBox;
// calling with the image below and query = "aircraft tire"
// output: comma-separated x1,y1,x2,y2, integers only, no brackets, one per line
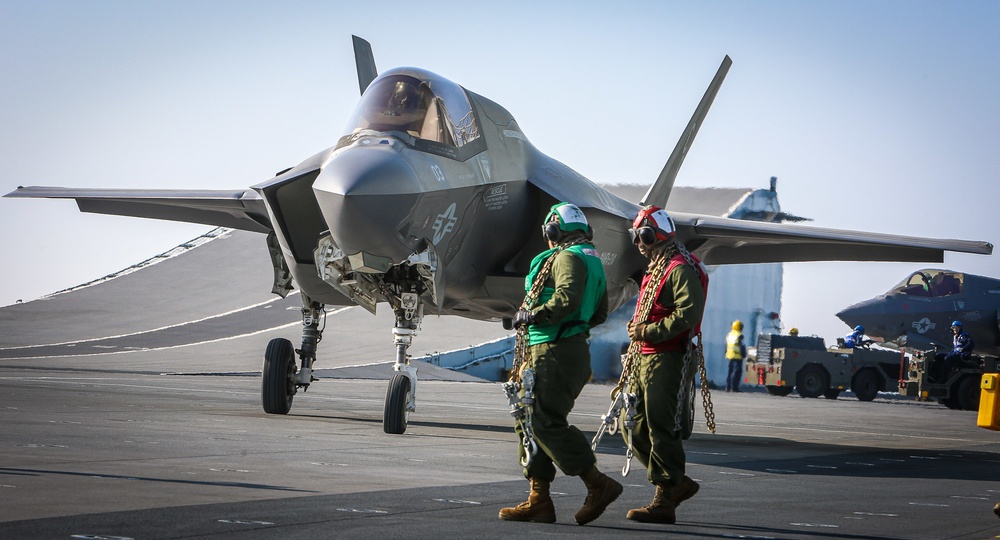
262,337,296,415
823,388,842,400
957,376,981,411
852,369,881,402
796,365,828,399
383,373,410,434
766,385,793,397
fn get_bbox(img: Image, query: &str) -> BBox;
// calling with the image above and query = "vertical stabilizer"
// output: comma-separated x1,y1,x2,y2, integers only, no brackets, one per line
352,35,378,95
641,56,732,207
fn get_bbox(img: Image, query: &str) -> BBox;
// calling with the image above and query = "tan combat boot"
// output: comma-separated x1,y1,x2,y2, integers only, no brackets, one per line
498,478,556,523
626,483,676,524
671,475,700,508
575,466,623,525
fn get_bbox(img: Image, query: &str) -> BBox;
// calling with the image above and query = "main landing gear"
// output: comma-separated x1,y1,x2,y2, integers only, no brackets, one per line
262,293,324,415
259,285,424,436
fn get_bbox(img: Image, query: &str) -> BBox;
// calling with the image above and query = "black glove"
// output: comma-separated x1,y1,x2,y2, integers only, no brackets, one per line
513,309,535,328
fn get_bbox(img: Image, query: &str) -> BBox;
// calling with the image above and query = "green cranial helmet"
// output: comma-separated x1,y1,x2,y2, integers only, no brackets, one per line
542,202,591,243
544,202,589,233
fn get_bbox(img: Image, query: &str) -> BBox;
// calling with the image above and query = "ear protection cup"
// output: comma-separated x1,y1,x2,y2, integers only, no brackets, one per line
637,226,657,246
585,225,594,241
543,222,562,243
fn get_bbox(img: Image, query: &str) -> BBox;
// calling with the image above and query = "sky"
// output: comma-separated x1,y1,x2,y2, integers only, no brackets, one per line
2,0,998,344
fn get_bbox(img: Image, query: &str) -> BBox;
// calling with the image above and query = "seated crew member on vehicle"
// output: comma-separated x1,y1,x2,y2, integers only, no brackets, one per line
843,325,871,348
936,321,975,380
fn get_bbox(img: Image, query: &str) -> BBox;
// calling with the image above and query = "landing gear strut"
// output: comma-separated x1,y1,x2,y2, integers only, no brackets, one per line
261,292,325,414
383,291,421,434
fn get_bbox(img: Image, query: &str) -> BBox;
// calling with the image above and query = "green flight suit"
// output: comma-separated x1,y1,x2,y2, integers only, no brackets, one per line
627,261,705,487
516,247,609,481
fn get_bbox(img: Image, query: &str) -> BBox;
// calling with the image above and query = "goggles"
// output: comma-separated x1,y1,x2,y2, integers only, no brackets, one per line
627,227,643,245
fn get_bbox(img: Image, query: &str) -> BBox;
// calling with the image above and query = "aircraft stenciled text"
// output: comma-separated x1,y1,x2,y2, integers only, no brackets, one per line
484,184,508,211
501,129,526,141
430,165,446,183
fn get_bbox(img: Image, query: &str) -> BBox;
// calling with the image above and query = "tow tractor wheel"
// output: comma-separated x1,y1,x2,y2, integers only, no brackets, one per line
766,385,793,397
680,378,695,440
384,373,410,434
852,369,881,402
262,337,296,414
796,365,829,399
957,376,981,411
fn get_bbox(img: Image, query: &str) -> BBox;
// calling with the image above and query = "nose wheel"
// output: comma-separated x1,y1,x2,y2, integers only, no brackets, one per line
383,291,421,434
384,372,412,434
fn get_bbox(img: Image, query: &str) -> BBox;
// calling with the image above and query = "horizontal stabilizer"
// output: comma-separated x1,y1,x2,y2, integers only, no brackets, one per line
5,186,272,234
676,212,993,265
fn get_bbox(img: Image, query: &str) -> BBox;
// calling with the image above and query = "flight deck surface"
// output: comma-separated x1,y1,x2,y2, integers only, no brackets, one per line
1,365,999,539
1,229,998,539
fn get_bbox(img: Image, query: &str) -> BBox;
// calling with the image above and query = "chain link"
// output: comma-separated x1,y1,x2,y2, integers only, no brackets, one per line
613,251,671,396
592,251,670,457
509,238,588,384
604,245,717,443
506,237,589,468
696,332,717,433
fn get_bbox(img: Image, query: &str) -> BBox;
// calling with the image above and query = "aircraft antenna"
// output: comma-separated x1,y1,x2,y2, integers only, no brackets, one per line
641,55,732,207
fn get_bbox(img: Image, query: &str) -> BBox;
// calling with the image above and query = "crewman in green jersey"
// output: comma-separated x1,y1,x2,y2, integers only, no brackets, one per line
499,202,621,526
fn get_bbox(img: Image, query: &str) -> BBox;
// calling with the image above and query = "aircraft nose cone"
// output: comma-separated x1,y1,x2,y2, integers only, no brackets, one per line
836,297,890,338
313,146,421,262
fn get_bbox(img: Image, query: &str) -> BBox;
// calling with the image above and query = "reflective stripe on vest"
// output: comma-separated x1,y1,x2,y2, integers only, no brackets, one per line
726,330,744,359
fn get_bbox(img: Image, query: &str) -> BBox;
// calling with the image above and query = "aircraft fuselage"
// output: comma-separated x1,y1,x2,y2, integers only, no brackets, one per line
254,67,644,320
837,269,1000,356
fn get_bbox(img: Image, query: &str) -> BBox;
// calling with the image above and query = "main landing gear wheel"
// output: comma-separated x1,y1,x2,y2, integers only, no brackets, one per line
262,337,296,414
384,373,410,434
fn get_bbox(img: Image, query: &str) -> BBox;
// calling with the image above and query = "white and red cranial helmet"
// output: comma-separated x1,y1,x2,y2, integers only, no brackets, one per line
630,205,676,245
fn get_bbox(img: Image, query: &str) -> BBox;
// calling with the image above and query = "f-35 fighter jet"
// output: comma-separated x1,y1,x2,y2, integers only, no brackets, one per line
6,37,992,433
838,268,1000,356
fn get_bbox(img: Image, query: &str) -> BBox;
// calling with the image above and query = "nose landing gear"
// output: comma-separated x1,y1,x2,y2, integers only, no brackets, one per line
383,291,421,434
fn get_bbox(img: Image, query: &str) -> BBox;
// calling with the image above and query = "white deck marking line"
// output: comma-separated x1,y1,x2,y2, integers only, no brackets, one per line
0,292,321,350
716,421,986,443
1,307,353,360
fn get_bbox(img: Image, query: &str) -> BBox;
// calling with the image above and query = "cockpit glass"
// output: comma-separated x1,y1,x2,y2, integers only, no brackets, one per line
343,69,480,148
891,270,964,297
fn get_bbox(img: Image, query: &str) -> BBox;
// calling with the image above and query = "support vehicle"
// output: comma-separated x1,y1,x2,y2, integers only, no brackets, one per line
898,349,1000,411
745,333,904,401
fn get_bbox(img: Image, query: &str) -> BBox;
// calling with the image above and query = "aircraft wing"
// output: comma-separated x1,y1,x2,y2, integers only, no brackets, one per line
676,212,993,264
4,186,272,234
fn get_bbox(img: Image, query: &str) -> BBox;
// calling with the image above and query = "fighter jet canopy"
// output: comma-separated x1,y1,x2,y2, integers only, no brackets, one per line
890,269,965,298
344,67,481,148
